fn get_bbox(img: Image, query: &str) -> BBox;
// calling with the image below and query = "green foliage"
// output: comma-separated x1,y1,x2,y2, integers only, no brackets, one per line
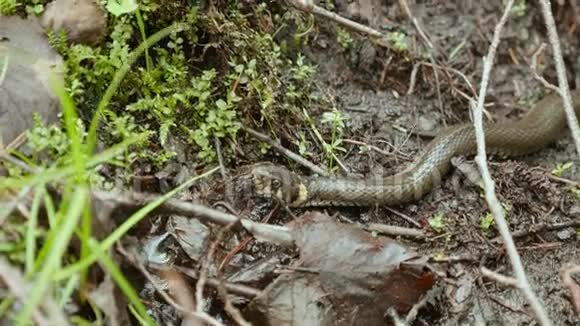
571,187,580,200
0,0,18,15
291,54,316,81
387,32,409,52
552,162,573,177
106,0,138,16
27,114,72,159
337,28,353,50
480,212,495,231
0,19,191,323
509,0,527,17
321,108,347,169
43,5,319,167
24,0,42,15
428,212,446,233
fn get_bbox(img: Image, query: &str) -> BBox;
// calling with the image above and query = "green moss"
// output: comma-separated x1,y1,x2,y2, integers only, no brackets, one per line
36,4,321,170
0,0,18,15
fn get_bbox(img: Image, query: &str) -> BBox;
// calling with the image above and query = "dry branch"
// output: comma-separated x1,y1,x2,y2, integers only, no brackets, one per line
538,0,580,156
92,191,294,247
470,0,552,325
287,0,382,38
241,125,328,176
560,263,580,313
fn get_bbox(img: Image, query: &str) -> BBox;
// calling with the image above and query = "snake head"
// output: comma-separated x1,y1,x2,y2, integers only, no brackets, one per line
251,163,308,206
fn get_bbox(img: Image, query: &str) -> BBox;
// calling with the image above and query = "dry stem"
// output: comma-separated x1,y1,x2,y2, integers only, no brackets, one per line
538,0,580,156
471,0,552,324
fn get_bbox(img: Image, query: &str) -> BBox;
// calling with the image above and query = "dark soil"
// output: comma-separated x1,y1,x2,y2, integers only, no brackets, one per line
276,1,580,325
129,1,580,324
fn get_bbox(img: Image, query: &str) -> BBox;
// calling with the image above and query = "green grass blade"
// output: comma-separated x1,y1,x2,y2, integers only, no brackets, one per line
14,187,89,325
0,134,146,190
86,22,189,153
54,166,218,281
89,239,156,326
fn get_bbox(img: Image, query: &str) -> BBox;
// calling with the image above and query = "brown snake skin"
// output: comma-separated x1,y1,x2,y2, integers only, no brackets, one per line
251,90,580,207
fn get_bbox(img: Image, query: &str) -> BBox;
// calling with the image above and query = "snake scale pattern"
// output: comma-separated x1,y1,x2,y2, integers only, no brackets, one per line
251,90,580,207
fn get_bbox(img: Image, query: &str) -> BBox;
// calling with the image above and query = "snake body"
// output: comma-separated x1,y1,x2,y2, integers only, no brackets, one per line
251,91,580,207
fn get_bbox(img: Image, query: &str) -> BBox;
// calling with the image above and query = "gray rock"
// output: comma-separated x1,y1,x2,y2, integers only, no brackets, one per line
0,15,63,147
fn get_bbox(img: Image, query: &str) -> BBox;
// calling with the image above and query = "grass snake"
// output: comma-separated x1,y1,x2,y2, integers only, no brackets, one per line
251,90,580,207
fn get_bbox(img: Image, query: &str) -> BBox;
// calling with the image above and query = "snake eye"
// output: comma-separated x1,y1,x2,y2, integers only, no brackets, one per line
271,178,282,189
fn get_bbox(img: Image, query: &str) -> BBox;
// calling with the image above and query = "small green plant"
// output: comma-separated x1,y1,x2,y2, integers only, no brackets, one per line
294,130,312,158
321,108,348,169
480,212,495,231
322,0,335,10
428,212,446,233
24,0,42,15
337,28,353,50
571,188,580,199
552,162,573,177
0,0,18,15
106,0,138,16
502,201,513,214
431,252,448,262
26,114,72,159
509,0,527,17
290,54,316,81
1,2,333,323
387,32,409,52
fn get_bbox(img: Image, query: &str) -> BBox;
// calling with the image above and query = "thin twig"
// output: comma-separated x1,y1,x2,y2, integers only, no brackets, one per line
170,265,261,298
419,62,478,98
117,244,224,326
430,56,446,126
530,43,560,92
491,216,580,243
0,152,35,172
547,174,579,187
92,190,294,246
287,0,391,49
404,287,442,324
0,258,69,326
163,270,205,326
214,136,233,203
4,132,27,151
366,223,426,239
241,125,328,176
471,1,552,325
480,267,519,288
342,139,393,157
398,0,438,54
560,262,580,313
196,219,251,326
538,0,580,156
407,63,420,95
214,136,227,182
0,186,32,224
488,294,532,316
384,206,422,228
387,308,407,326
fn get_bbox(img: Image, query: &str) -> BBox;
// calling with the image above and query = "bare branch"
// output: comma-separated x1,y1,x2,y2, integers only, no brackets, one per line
287,0,384,40
366,223,426,239
0,257,69,326
538,0,580,156
560,262,580,313
398,0,436,53
241,125,328,176
117,244,224,326
92,191,294,247
481,267,519,287
470,1,553,325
